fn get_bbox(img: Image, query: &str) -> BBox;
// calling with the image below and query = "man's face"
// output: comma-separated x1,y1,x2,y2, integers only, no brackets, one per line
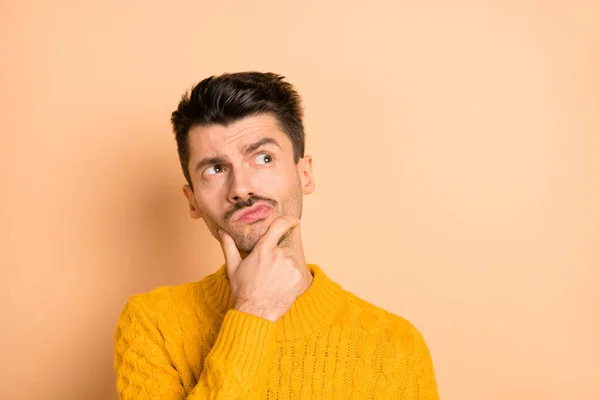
183,113,315,254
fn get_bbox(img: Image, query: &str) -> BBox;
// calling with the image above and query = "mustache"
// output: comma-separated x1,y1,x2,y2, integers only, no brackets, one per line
224,195,278,221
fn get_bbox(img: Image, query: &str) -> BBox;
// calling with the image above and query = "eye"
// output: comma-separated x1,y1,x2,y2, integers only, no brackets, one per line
204,165,225,175
255,153,273,165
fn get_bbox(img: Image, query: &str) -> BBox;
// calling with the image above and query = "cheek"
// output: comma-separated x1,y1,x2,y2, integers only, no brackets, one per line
256,167,296,194
196,193,224,220
273,170,303,203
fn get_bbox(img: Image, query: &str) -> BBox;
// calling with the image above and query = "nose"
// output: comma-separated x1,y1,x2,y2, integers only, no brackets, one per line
227,167,255,203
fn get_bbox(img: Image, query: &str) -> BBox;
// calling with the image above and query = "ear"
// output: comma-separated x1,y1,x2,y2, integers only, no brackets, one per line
182,184,203,219
297,155,315,195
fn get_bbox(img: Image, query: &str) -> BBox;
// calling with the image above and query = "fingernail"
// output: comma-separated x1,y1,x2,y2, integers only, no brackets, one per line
218,229,224,237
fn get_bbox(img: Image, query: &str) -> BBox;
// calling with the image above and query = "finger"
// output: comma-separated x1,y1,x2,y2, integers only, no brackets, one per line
277,221,301,248
219,229,242,275
256,215,300,249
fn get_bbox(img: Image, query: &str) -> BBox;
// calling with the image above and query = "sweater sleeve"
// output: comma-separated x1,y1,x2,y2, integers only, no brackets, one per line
399,327,439,400
114,298,277,400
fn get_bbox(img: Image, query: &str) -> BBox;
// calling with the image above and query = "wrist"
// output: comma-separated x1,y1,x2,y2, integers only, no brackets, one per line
234,301,278,323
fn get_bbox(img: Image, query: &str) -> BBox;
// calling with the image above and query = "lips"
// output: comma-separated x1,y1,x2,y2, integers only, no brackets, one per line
233,204,273,223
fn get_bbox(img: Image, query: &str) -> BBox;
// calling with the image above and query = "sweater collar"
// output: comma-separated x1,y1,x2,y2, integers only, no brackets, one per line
201,263,344,341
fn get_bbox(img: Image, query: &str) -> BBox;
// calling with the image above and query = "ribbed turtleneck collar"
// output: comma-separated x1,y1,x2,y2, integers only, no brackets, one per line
201,264,344,342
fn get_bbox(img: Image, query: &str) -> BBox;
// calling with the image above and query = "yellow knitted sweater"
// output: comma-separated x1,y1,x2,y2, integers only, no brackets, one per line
114,264,439,399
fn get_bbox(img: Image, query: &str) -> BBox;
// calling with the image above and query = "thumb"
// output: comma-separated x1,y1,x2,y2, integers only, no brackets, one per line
219,229,242,276
278,221,302,250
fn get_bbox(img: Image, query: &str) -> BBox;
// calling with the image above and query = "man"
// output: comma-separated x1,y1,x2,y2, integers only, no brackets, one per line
114,72,439,399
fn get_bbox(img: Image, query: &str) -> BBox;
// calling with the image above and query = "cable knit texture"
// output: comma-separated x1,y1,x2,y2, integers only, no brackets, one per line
114,264,439,399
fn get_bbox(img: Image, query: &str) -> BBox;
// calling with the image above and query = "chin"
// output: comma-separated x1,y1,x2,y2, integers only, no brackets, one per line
234,237,260,254
233,219,271,253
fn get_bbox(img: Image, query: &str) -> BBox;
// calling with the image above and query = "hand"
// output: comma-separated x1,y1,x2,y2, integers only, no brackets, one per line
219,216,311,323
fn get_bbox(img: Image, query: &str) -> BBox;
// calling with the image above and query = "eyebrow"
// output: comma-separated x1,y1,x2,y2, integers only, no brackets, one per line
193,137,282,173
194,156,226,172
243,137,281,154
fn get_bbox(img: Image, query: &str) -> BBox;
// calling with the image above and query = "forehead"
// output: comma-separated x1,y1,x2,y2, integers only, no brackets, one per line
187,113,292,159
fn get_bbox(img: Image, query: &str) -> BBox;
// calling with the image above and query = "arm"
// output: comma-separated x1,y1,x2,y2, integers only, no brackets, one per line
114,298,276,400
397,328,439,400
114,217,304,398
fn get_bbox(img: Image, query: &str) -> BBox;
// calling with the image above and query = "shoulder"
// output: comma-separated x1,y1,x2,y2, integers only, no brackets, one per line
116,271,217,326
346,291,430,355
347,291,438,395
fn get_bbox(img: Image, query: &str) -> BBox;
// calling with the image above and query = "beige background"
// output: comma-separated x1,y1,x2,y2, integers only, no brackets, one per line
1,1,599,399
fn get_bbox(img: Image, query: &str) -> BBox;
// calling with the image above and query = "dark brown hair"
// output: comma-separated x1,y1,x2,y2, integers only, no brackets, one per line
170,72,305,189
